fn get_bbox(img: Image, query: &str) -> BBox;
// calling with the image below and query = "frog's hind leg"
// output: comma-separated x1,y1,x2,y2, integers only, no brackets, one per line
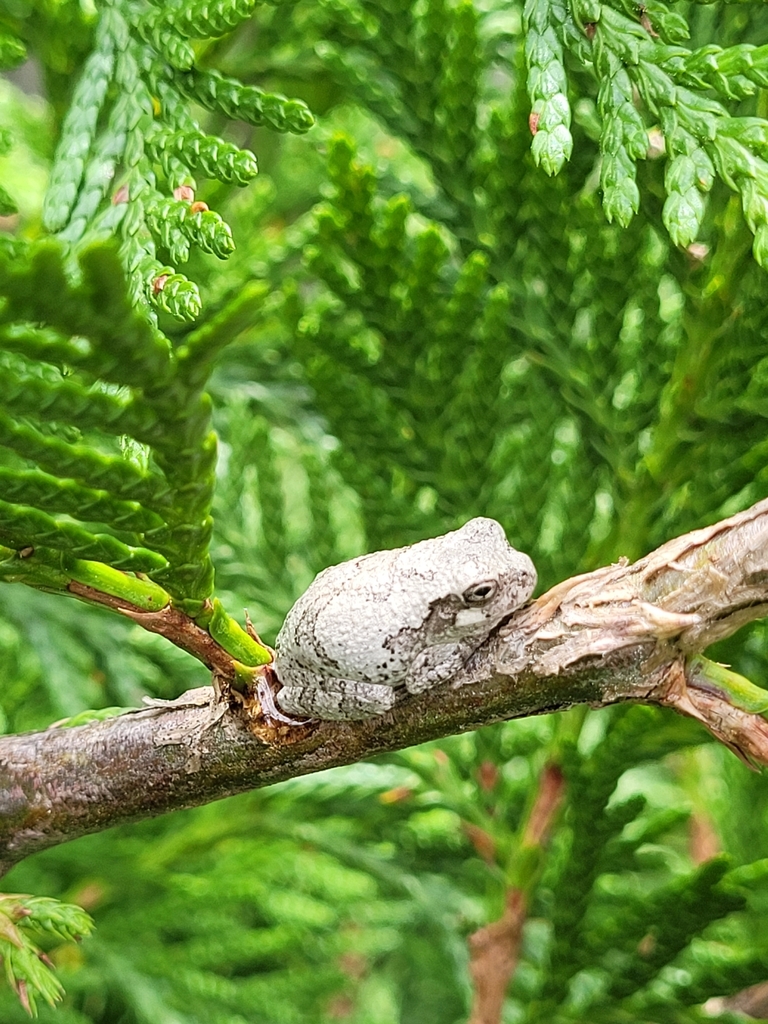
276,677,398,720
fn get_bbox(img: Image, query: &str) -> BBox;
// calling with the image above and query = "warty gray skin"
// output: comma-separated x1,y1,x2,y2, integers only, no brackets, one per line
274,518,537,720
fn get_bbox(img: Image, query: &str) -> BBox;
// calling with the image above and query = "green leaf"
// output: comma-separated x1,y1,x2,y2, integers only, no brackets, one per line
177,68,315,134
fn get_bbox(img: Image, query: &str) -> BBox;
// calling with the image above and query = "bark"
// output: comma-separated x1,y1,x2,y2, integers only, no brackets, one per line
467,763,564,1024
2,498,768,874
467,889,527,1024
705,981,768,1019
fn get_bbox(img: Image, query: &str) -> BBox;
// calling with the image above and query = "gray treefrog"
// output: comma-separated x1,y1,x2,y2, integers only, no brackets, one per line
273,518,537,720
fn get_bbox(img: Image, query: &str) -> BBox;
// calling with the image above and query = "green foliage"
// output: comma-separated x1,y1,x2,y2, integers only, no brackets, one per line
0,33,26,71
1,0,312,322
280,133,524,545
176,68,316,135
524,0,573,176
0,784,437,1024
0,240,269,602
188,0,768,266
5,607,768,1023
0,894,93,1016
4,0,768,1020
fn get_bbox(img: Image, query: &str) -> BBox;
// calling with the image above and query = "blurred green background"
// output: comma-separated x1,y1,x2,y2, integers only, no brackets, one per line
3,0,768,1019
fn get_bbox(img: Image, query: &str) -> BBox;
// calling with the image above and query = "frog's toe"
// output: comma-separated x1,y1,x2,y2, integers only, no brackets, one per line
277,680,397,720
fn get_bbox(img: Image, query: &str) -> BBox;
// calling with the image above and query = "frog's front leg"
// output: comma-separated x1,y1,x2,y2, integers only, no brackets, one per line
277,675,399,720
404,643,469,695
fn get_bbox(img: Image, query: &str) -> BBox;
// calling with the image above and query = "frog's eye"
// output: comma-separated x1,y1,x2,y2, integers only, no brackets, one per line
463,580,498,604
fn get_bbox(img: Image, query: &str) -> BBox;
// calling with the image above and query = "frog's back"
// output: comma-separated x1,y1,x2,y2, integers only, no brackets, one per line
274,547,421,684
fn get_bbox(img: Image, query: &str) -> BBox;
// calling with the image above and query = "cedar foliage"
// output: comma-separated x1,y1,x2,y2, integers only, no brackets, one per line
1,0,768,1020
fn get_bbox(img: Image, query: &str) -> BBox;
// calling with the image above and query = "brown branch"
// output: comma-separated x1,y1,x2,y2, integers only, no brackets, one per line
468,890,527,1024
706,981,768,1019
66,586,239,680
467,763,564,1024
2,498,768,874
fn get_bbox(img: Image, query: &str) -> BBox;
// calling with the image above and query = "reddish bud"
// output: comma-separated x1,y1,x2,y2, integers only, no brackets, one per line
72,881,106,910
379,786,412,804
327,995,355,1019
338,951,367,979
174,185,195,202
584,21,597,39
463,822,496,864
16,981,31,1016
189,201,209,214
639,8,658,35
529,111,540,135
687,242,709,263
112,184,130,205
477,760,500,792
152,274,169,295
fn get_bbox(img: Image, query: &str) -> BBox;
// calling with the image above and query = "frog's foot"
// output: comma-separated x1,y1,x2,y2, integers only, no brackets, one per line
404,643,468,694
256,678,312,726
276,678,398,721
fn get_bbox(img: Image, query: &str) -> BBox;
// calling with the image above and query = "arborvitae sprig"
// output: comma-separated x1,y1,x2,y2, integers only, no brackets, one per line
291,0,768,265
660,40,768,100
307,0,484,217
151,0,260,39
593,43,647,227
636,929,768,1014
145,127,259,186
176,68,316,134
283,133,653,577
287,135,532,544
41,8,118,234
660,117,714,247
437,0,481,198
145,195,235,263
134,12,195,69
0,240,264,603
38,0,313,321
0,894,94,1016
602,857,745,1002
586,2,768,264
524,0,573,176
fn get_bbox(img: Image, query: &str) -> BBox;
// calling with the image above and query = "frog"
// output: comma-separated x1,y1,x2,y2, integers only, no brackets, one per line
273,517,537,720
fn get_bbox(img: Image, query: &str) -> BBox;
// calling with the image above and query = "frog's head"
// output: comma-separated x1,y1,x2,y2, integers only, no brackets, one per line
421,517,537,642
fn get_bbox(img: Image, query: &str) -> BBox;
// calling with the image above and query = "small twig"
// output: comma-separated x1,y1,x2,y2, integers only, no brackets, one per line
467,763,565,1024
468,890,527,1024
66,584,238,680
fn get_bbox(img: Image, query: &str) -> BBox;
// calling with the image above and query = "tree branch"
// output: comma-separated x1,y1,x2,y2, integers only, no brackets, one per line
468,762,564,1024
2,498,768,874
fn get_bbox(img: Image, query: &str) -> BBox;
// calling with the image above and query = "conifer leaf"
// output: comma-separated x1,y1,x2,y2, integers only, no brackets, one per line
177,68,316,134
0,895,94,1016
0,239,263,602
